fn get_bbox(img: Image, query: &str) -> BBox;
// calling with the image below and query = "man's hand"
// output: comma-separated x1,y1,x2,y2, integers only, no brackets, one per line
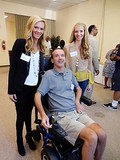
110,54,120,61
114,55,120,61
76,102,85,113
41,114,52,129
95,70,99,75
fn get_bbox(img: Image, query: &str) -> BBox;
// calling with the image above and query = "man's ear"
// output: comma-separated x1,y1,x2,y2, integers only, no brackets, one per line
51,58,54,63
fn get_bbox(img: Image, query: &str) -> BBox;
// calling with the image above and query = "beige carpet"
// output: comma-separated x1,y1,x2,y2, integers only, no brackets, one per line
0,67,120,160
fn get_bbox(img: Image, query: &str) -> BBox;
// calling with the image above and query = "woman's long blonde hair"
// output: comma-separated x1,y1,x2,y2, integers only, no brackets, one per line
69,22,90,59
24,15,47,53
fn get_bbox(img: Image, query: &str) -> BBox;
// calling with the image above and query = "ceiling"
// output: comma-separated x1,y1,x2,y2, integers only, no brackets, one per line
2,0,87,11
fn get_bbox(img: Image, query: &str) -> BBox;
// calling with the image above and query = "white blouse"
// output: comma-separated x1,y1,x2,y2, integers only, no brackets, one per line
24,50,39,86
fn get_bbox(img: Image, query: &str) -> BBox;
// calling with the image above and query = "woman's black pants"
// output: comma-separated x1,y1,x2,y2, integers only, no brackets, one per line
15,85,37,143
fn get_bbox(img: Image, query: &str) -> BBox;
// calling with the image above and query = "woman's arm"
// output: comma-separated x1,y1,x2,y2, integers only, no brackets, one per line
8,39,26,94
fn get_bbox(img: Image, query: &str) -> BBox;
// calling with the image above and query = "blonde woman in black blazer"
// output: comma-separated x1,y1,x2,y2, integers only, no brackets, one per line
8,16,46,156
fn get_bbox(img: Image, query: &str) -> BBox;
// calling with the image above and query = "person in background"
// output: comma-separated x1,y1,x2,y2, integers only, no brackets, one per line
45,36,51,55
34,36,107,160
84,25,99,104
88,25,99,75
64,22,94,97
60,39,65,49
104,44,120,110
8,16,46,156
102,49,115,89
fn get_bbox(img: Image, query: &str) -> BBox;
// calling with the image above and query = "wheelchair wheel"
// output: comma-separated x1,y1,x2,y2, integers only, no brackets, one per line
41,145,61,160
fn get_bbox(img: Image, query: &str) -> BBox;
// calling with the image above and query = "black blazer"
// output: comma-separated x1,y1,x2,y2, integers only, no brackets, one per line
8,39,44,94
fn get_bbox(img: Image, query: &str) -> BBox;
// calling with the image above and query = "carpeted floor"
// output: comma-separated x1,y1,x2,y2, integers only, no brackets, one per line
0,67,120,160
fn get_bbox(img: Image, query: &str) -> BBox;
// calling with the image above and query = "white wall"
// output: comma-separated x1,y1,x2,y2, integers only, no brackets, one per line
101,0,120,62
56,0,120,63
0,10,9,66
6,16,16,51
0,0,120,66
0,0,56,66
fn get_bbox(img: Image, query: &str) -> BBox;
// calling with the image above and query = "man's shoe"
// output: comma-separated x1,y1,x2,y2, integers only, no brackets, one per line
104,103,117,111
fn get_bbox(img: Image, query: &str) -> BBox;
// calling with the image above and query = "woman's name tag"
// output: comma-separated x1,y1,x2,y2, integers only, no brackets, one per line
70,51,77,57
20,53,30,62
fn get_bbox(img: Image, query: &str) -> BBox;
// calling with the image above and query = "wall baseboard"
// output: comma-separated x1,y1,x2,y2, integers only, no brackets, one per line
0,65,9,67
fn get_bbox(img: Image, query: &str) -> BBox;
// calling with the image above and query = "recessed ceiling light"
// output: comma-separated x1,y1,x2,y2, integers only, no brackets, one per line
4,15,8,18
52,0,57,2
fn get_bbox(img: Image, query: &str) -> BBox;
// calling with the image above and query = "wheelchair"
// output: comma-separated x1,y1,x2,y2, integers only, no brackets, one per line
32,55,92,160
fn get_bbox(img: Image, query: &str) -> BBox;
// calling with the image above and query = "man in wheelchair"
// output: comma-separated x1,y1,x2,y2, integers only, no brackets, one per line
34,38,107,160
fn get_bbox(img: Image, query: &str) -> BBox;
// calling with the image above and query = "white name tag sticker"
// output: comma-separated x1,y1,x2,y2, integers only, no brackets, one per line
70,51,77,57
20,53,30,62
71,84,74,90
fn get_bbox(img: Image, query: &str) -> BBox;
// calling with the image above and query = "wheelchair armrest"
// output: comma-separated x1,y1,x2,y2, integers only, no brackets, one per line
80,95,92,106
49,122,67,139
48,115,67,138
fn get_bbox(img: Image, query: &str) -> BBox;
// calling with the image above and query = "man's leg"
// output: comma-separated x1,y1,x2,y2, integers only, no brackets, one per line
109,91,120,108
113,91,120,101
88,123,107,160
103,91,120,110
79,127,98,160
84,84,93,99
110,69,120,109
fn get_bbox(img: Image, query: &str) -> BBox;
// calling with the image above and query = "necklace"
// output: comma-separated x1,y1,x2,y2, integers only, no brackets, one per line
75,56,79,72
31,52,39,77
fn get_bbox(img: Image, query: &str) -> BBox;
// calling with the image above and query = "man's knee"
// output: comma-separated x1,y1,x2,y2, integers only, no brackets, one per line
88,123,107,144
98,127,107,143
80,127,98,146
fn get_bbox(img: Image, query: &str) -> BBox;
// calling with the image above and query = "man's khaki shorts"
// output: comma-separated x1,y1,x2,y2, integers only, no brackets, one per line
52,110,95,145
